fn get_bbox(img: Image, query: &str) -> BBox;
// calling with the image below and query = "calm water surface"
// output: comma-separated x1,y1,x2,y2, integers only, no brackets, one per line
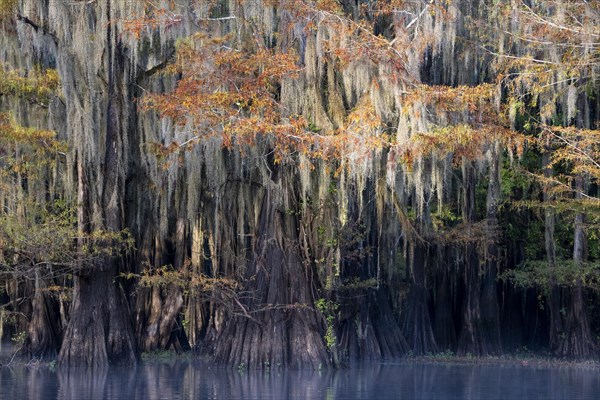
1,354,599,399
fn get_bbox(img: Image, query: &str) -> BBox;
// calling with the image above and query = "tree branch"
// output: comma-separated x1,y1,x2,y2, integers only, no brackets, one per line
16,14,58,45
135,48,176,83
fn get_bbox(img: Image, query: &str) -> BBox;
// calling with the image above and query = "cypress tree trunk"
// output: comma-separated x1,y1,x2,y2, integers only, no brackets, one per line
401,239,438,355
480,142,502,354
399,158,437,356
369,286,410,359
26,269,62,360
135,220,190,352
544,148,564,352
58,261,138,367
457,161,486,355
556,176,597,358
433,245,457,351
59,1,138,366
137,286,188,352
210,177,331,368
337,175,409,361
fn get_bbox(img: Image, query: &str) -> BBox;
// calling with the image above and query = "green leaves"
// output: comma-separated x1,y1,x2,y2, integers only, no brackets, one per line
0,65,59,105
502,259,600,292
0,199,134,276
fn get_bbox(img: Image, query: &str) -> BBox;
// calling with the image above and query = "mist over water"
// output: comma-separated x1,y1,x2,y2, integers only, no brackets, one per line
1,356,599,400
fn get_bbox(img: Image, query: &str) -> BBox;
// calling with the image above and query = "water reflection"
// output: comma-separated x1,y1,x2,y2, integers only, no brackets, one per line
1,359,599,399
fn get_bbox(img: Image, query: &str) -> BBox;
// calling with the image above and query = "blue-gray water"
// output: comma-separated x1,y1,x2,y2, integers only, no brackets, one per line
1,357,599,399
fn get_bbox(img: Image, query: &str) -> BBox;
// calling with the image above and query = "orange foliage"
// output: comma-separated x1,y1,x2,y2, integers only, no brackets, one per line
133,0,520,170
539,126,600,183
140,29,309,162
121,1,185,39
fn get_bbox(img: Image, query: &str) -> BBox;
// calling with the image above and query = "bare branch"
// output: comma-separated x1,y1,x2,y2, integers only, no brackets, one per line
16,14,58,44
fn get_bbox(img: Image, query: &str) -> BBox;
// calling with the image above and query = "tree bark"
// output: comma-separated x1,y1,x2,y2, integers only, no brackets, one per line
457,160,486,355
135,219,190,353
544,148,565,352
58,0,138,366
210,183,330,369
480,142,502,354
401,240,438,355
137,286,187,352
58,262,138,367
26,269,62,360
555,176,597,358
433,246,457,351
337,174,409,361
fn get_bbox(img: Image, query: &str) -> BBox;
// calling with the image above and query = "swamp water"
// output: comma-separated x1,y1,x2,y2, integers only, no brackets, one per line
1,356,599,400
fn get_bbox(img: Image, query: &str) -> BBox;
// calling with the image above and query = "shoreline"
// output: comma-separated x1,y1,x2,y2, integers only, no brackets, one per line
2,348,599,370
402,354,600,369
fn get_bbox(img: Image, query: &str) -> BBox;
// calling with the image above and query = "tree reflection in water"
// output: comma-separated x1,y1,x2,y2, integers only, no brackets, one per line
1,360,599,399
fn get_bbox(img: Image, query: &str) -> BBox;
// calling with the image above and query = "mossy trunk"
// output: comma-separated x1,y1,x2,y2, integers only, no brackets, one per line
401,240,437,355
334,171,409,361
58,262,138,367
433,246,457,351
555,176,597,358
210,181,331,369
58,0,139,366
135,220,191,353
136,286,189,353
544,148,564,352
457,161,486,356
25,271,62,360
480,142,502,355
